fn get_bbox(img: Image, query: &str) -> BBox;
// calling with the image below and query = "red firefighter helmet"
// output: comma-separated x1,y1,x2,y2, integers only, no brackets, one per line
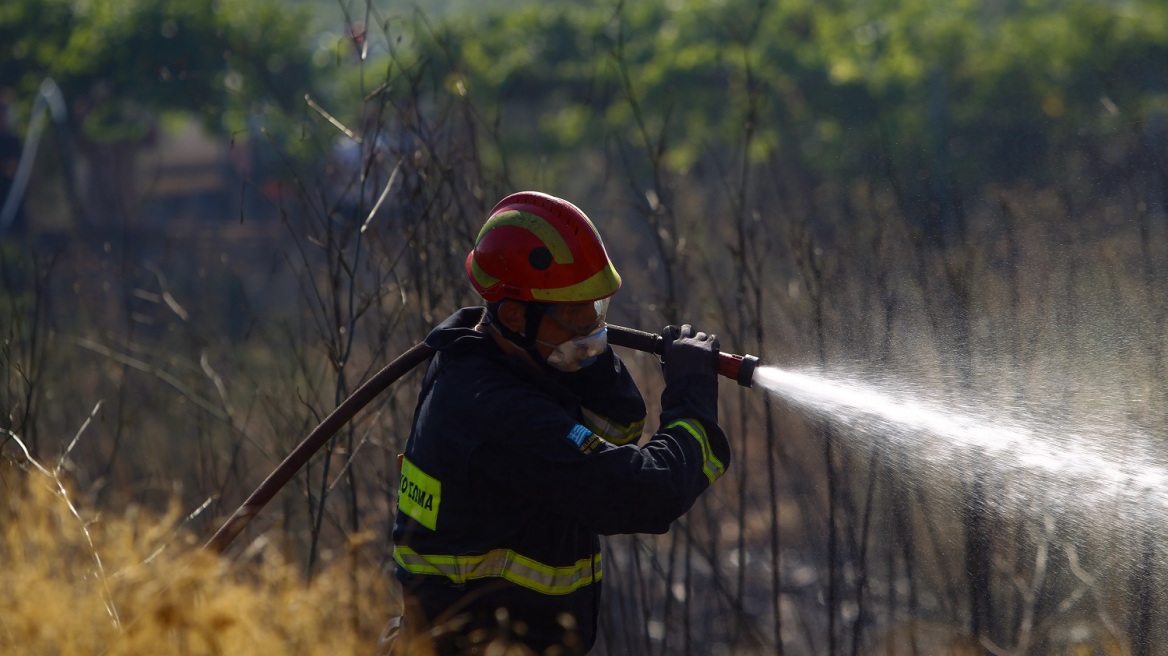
466,191,621,303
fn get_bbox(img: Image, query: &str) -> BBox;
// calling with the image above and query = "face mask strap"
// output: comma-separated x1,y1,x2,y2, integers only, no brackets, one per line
522,302,552,362
486,300,553,364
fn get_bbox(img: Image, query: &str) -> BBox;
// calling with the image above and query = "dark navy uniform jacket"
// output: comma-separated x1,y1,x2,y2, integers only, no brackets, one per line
392,307,729,653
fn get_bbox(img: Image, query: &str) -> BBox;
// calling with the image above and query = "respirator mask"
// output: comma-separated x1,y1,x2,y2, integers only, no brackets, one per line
537,299,610,372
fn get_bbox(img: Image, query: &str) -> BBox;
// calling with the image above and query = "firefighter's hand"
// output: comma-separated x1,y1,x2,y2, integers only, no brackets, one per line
661,324,719,384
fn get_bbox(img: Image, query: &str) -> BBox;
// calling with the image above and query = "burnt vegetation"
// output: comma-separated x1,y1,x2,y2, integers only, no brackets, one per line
3,0,1168,653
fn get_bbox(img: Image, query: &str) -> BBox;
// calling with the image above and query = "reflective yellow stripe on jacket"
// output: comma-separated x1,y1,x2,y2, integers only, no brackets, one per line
666,419,725,484
393,545,603,596
582,408,645,445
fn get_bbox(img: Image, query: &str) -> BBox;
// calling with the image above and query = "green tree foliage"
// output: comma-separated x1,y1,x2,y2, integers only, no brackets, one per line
0,0,318,135
375,0,1168,193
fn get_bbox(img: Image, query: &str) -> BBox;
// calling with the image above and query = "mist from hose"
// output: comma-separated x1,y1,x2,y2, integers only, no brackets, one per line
752,365,1168,534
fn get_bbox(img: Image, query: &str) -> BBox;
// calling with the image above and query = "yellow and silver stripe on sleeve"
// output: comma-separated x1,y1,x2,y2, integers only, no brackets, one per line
665,419,725,484
581,408,645,445
393,545,602,596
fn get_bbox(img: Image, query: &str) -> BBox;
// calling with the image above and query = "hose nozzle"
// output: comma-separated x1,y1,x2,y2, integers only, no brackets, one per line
718,352,760,388
606,324,761,388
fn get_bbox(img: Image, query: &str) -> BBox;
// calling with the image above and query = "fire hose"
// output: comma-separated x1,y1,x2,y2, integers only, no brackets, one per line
204,325,759,554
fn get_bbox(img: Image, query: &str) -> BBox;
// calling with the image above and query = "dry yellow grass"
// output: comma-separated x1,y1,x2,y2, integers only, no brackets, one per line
1,452,395,655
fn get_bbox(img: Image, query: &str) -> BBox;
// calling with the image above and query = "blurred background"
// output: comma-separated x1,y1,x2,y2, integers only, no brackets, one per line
3,0,1168,653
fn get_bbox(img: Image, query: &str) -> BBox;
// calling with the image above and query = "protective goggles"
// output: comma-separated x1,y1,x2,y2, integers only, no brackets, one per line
546,298,609,336
537,299,610,371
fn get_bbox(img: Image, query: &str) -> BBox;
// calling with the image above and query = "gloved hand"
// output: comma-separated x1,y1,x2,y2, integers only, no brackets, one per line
661,324,719,385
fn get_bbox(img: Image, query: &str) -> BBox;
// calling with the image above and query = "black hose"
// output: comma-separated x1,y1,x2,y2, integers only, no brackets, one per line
608,324,759,387
606,324,665,355
207,322,761,553
205,341,435,554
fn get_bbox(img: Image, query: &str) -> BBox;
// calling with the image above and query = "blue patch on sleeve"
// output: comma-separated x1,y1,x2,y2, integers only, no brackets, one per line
567,424,592,448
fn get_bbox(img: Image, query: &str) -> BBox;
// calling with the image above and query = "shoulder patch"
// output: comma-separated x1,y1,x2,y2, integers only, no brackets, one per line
565,423,601,454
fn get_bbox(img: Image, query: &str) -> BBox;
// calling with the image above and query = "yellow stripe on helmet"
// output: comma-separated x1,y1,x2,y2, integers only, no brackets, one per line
468,256,500,292
529,262,621,303
478,210,575,264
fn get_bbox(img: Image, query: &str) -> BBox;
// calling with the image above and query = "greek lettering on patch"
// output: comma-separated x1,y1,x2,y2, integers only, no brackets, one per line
398,457,442,530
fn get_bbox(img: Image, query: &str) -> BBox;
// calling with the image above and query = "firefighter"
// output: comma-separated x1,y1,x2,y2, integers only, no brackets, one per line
381,191,729,655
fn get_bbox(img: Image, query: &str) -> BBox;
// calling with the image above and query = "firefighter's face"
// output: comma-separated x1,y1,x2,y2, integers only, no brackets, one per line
534,301,609,371
535,304,594,355
544,301,606,339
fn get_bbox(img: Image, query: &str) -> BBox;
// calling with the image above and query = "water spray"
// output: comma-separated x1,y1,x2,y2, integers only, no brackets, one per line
205,323,765,553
